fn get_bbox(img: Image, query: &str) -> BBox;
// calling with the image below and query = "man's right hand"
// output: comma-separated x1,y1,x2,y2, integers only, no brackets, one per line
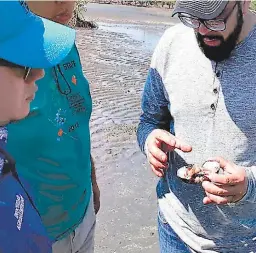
145,129,192,177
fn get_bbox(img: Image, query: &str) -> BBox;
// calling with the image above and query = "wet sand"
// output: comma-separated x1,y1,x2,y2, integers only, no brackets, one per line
77,4,179,252
84,3,179,24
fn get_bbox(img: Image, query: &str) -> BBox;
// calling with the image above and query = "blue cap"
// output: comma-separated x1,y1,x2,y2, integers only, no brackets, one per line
0,0,76,68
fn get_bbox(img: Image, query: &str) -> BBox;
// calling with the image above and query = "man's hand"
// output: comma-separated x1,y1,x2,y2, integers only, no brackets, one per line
145,129,192,177
202,157,248,205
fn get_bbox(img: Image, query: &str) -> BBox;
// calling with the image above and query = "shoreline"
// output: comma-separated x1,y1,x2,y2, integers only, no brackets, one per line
86,1,256,13
84,2,179,25
88,0,176,9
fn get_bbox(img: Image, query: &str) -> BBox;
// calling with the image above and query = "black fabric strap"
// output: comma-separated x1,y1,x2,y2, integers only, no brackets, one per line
0,147,41,218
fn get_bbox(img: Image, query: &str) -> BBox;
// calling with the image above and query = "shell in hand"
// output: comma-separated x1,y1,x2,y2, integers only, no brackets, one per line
177,161,221,184
202,161,220,173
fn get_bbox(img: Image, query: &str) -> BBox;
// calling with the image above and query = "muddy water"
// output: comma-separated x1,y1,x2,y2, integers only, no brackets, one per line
85,3,180,24
98,22,166,50
76,5,176,252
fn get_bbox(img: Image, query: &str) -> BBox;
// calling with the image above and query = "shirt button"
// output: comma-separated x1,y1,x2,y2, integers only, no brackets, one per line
216,71,221,78
213,88,218,94
211,104,216,110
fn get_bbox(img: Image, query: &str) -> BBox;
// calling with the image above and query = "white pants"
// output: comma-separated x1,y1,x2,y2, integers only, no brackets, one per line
52,196,96,253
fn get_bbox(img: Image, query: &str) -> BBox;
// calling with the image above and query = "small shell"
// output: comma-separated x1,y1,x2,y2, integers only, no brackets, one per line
177,164,206,184
177,161,221,184
202,161,220,173
176,164,192,180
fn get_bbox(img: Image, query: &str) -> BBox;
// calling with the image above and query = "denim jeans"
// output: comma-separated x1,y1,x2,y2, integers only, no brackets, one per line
158,208,191,253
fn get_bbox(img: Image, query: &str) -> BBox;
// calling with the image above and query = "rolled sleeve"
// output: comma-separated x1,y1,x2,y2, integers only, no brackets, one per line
239,166,256,203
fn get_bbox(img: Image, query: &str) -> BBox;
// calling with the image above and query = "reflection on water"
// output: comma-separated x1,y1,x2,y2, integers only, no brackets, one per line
98,22,165,51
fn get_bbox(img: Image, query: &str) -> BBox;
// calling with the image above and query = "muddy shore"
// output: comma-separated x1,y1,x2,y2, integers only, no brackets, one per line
76,4,178,252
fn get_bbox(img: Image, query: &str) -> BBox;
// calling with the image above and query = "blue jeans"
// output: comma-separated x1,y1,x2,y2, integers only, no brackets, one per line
158,209,191,253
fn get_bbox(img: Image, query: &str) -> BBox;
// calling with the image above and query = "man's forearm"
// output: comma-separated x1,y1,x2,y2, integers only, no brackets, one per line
137,68,172,154
90,155,97,184
90,154,100,214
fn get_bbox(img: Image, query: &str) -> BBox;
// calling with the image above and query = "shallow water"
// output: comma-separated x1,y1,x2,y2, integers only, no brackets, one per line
86,3,179,24
98,22,165,51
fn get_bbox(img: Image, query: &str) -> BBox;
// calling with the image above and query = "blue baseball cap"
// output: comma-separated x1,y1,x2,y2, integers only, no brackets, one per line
0,0,76,68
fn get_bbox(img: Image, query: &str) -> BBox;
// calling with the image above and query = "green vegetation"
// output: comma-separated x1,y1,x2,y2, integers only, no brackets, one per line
251,0,256,11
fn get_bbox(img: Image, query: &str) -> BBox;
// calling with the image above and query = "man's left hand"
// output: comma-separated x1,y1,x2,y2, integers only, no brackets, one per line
202,157,248,205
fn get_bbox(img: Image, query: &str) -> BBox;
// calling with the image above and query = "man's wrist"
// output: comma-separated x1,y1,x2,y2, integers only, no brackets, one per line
238,167,254,203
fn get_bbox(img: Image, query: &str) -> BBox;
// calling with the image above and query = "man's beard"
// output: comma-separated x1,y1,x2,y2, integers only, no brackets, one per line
196,6,243,62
